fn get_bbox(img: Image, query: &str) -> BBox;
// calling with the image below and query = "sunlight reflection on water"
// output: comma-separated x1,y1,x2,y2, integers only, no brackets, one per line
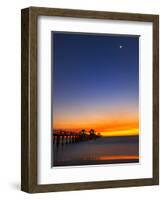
53,136,139,166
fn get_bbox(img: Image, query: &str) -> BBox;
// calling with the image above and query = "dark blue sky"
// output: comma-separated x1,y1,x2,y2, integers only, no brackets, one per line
52,32,139,131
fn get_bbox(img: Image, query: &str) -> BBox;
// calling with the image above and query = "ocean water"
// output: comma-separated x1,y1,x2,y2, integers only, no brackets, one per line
52,136,139,167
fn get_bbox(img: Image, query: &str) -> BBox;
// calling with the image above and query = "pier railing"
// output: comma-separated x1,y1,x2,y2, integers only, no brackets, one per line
53,131,100,146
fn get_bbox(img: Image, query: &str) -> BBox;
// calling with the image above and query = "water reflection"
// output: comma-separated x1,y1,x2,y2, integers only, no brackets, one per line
53,136,139,166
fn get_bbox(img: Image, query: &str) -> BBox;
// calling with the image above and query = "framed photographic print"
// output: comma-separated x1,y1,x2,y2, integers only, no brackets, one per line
21,7,159,193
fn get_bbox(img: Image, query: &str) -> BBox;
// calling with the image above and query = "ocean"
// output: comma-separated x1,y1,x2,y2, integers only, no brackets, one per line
52,135,139,167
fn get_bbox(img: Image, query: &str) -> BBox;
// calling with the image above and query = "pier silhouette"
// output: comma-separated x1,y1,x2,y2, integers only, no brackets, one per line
53,129,101,146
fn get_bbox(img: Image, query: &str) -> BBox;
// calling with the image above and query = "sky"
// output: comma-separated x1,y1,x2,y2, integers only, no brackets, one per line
52,32,139,136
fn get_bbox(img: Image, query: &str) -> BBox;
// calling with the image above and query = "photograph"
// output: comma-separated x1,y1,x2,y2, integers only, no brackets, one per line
52,32,139,167
21,7,159,192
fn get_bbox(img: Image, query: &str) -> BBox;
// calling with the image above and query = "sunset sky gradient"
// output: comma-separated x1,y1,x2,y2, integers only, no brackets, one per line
52,32,139,136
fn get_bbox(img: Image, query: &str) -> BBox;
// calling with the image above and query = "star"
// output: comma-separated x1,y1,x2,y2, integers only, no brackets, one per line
119,45,123,49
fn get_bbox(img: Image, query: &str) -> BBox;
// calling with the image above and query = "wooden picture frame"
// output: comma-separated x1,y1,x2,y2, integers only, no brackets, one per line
21,7,159,193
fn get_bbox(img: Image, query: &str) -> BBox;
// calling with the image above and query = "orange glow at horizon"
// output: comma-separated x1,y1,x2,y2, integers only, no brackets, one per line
53,104,139,137
100,128,139,137
53,114,139,136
